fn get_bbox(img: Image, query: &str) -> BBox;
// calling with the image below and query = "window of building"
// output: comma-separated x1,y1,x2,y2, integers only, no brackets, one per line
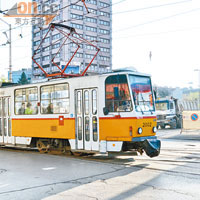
99,20,110,26
44,37,50,43
86,35,97,41
35,58,41,63
71,13,83,20
85,63,97,70
100,2,110,8
100,65,110,72
15,87,38,115
33,25,37,30
100,56,110,61
85,54,95,59
71,43,83,48
99,29,110,35
73,33,84,39
86,45,96,50
86,26,97,32
85,17,97,23
34,32,40,37
42,55,50,61
105,75,132,112
71,23,83,30
71,4,83,11
43,46,50,52
71,52,83,58
88,8,97,14
100,37,110,44
52,53,60,58
34,40,40,46
52,33,60,40
100,47,110,52
41,83,70,114
86,0,97,5
52,43,60,49
43,28,48,35
100,11,110,17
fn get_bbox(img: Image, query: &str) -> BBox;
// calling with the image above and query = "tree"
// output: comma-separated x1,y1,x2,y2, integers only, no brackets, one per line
18,72,29,84
0,75,7,83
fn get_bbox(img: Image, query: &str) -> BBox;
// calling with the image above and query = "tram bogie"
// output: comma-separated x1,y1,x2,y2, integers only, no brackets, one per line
0,69,160,157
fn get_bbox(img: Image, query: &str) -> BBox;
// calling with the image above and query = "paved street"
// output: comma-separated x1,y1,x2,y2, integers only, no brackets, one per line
0,129,200,200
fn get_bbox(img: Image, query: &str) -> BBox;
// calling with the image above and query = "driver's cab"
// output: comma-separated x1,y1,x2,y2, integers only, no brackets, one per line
104,71,155,117
99,69,159,157
155,99,176,115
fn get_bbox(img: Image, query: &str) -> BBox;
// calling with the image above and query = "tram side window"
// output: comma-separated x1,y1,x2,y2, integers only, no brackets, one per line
41,83,69,114
105,75,132,112
15,87,38,115
0,99,2,136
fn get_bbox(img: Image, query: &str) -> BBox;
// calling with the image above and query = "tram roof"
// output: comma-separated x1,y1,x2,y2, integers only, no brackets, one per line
0,68,151,89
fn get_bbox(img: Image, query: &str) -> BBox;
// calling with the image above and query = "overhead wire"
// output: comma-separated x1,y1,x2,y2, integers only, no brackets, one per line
113,0,192,15
0,0,199,66
113,26,200,40
0,0,124,46
113,7,200,33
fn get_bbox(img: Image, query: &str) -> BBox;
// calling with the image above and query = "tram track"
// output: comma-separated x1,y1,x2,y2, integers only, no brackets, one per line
1,145,200,178
0,153,200,197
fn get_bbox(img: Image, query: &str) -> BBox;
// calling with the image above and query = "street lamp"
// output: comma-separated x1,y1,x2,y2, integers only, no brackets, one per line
194,69,200,109
0,18,12,82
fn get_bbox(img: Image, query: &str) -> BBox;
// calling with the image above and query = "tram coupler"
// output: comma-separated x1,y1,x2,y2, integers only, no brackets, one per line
142,139,161,158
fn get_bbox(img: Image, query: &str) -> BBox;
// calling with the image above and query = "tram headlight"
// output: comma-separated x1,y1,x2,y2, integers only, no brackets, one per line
138,127,143,134
152,127,157,133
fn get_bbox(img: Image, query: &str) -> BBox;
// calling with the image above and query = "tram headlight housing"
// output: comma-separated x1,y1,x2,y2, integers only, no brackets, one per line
152,126,157,133
138,127,143,134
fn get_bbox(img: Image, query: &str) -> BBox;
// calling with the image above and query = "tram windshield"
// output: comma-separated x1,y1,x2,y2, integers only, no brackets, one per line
105,74,132,112
129,75,155,112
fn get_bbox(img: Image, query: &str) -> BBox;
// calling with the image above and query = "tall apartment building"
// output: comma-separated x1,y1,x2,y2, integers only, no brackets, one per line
32,0,112,79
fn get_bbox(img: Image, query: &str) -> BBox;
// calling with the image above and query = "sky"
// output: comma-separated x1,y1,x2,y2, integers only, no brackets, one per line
0,0,200,88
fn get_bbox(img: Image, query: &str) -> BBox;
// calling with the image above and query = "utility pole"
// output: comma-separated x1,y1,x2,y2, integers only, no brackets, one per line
0,18,12,82
9,23,12,82
194,69,200,110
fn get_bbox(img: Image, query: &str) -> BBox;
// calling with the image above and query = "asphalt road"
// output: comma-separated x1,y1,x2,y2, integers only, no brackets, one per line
0,129,200,200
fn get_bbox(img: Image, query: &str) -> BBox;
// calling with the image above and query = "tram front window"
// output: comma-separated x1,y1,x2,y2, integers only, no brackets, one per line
105,75,132,112
129,75,155,112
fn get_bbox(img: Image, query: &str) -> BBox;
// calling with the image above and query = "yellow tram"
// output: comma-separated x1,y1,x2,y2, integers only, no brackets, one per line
0,68,160,157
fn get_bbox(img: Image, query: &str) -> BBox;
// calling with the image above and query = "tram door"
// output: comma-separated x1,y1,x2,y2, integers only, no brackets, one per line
0,97,12,144
75,88,99,151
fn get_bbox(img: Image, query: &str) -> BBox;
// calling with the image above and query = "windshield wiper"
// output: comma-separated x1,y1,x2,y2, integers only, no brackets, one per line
132,92,144,114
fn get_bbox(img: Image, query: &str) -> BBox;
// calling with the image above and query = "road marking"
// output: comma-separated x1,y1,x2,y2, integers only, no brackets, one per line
42,167,56,171
0,184,9,188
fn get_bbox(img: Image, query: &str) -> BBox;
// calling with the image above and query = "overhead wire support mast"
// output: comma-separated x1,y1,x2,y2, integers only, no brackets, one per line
32,23,100,79
0,18,12,82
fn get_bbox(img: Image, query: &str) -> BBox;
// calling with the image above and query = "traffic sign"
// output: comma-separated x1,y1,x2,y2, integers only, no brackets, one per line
191,113,199,121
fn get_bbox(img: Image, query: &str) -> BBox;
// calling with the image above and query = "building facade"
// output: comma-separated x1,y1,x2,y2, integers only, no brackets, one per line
32,0,112,79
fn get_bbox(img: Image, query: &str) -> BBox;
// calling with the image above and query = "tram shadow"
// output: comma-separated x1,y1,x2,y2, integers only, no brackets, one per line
41,161,149,200
42,147,200,200
77,152,138,165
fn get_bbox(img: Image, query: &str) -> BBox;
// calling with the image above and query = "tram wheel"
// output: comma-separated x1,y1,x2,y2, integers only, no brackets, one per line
36,140,50,153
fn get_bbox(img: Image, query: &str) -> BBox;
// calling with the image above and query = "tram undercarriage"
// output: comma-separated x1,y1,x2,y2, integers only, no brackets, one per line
32,138,71,154
30,137,161,158
122,140,161,158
